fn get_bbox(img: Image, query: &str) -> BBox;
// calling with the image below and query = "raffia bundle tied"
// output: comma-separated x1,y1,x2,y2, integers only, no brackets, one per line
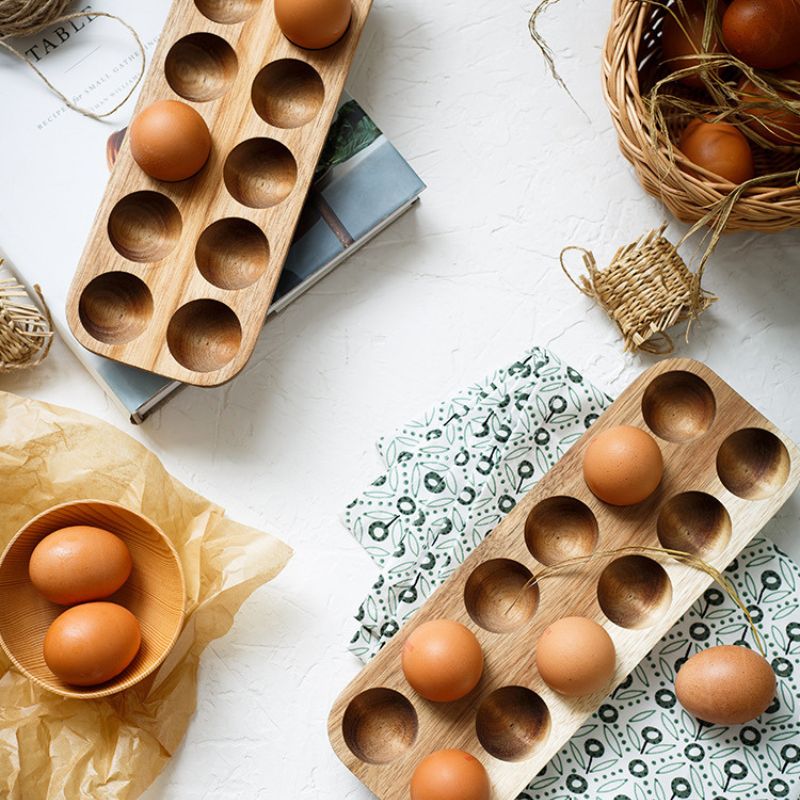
0,0,144,120
0,263,53,372
561,225,716,354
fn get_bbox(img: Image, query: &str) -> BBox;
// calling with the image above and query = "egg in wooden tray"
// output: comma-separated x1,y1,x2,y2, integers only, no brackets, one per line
328,358,800,800
66,0,374,386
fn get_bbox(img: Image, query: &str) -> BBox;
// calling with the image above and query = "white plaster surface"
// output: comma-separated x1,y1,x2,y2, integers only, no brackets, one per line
3,1,800,797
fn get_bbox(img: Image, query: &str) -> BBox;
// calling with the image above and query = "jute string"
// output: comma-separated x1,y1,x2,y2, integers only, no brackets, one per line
0,261,53,373
0,0,145,119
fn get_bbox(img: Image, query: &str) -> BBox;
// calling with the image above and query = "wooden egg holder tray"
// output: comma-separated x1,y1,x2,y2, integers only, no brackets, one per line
67,0,372,386
328,358,800,800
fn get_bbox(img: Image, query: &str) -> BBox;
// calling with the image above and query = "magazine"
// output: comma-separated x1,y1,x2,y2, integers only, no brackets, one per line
0,2,424,423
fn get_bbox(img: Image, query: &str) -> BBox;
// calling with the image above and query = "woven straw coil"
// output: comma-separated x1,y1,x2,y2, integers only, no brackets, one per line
0,265,52,372
602,0,800,232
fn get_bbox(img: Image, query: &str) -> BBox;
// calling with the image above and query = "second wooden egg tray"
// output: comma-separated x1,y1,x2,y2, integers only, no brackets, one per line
328,358,800,800
67,0,372,386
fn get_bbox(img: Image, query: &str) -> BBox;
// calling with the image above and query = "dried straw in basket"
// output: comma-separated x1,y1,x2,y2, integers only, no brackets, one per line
0,263,53,372
561,225,716,354
532,0,800,230
531,0,799,352
601,0,800,232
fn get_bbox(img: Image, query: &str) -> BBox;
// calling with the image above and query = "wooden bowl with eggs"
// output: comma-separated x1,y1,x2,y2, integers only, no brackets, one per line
0,500,185,699
602,0,800,231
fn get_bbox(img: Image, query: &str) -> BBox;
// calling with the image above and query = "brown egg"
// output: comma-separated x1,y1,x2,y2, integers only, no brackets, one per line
402,619,483,702
679,118,755,184
29,526,132,605
739,64,800,145
536,616,616,696
676,645,776,724
583,425,663,506
410,750,490,800
661,0,725,87
129,99,211,181
43,602,141,686
274,0,352,50
722,0,800,70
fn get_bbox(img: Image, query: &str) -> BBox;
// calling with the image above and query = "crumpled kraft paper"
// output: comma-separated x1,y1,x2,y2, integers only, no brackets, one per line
0,392,292,800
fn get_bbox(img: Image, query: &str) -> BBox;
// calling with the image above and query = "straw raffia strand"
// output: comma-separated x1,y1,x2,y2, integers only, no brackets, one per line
0,266,53,372
561,225,716,354
511,544,766,657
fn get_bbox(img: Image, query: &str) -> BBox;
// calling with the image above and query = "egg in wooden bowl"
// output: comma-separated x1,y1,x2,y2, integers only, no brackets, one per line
0,500,185,699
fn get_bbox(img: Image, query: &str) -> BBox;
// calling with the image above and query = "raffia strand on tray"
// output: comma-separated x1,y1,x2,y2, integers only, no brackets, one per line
510,544,765,656
0,263,53,372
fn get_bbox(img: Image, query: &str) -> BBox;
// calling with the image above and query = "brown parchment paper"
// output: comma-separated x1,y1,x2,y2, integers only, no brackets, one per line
0,391,293,800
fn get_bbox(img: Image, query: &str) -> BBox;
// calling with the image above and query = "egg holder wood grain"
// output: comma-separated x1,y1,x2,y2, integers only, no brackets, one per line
328,358,800,800
0,500,186,699
66,0,372,386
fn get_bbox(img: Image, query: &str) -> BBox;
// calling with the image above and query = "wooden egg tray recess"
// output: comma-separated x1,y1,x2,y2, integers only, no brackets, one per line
67,0,372,386
328,358,800,800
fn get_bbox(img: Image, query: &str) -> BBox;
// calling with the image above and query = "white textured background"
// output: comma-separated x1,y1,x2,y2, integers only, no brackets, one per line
4,0,800,796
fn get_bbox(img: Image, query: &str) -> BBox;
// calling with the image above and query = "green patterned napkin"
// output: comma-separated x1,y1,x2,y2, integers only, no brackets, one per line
343,346,800,800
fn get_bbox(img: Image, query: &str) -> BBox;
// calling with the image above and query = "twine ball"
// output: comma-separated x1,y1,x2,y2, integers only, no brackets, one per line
0,266,53,373
0,0,72,37
0,304,50,370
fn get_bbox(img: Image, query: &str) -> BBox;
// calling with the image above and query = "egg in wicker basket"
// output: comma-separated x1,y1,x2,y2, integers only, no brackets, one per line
602,0,800,232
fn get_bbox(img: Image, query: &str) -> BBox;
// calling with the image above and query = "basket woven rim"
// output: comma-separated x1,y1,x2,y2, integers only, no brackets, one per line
602,0,800,231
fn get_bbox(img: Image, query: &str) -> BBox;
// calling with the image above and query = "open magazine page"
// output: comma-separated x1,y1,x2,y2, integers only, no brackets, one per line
0,1,171,408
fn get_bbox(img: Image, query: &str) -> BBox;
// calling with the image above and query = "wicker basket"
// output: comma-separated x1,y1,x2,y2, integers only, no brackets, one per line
602,0,800,232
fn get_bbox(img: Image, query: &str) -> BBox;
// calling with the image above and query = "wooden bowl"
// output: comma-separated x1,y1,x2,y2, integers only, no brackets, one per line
0,500,186,699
